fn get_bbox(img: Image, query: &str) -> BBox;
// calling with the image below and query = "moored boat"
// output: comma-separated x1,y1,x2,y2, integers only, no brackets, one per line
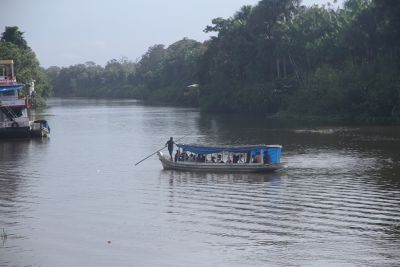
0,59,49,138
31,120,51,137
158,144,283,173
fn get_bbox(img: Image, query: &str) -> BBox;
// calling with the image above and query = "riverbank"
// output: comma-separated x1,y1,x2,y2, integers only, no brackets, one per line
49,96,400,125
266,112,400,125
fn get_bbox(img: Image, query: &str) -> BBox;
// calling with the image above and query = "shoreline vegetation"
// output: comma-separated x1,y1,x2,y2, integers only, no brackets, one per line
0,27,50,107
2,0,400,123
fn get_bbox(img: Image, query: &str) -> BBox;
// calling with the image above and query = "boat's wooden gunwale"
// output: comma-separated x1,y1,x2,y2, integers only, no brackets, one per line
158,153,283,173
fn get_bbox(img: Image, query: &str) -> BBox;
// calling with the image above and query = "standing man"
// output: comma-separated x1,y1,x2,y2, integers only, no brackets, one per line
165,137,175,161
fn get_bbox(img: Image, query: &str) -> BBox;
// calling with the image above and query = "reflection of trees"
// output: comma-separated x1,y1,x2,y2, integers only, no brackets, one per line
0,140,34,226
196,113,400,191
197,113,349,150
198,113,400,157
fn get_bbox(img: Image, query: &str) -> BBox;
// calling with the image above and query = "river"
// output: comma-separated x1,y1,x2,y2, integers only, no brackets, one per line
1,98,400,266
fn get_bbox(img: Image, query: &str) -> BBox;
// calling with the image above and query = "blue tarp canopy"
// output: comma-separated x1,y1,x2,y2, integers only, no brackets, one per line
0,84,25,92
177,144,280,154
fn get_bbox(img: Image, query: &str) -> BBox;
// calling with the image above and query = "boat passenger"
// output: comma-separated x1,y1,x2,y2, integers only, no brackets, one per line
246,151,251,163
226,156,232,164
211,156,216,163
180,151,188,161
174,149,180,162
217,154,224,163
165,137,175,161
263,152,271,164
253,152,262,163
232,155,238,163
238,154,245,163
196,154,204,162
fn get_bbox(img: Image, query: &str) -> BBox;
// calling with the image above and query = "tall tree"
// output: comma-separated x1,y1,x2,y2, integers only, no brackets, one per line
1,26,28,49
0,26,51,105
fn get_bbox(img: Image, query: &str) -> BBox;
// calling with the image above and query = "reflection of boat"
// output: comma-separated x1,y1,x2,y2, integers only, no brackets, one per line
158,144,283,173
0,60,49,138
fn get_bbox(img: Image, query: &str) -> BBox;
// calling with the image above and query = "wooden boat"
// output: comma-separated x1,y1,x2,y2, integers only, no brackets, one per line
158,144,284,173
31,120,50,137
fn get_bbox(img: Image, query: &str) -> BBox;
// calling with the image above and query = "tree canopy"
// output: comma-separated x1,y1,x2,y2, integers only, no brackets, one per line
47,38,205,105
1,26,28,49
47,0,400,121
0,26,51,105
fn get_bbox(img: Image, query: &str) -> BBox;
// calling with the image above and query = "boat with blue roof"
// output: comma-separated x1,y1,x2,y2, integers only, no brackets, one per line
158,143,283,173
0,59,50,138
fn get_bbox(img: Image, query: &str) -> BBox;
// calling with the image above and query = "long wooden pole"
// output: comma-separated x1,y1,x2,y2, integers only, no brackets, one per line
134,133,193,166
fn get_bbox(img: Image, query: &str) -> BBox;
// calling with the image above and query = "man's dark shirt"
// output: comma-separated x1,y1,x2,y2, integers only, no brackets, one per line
166,140,174,152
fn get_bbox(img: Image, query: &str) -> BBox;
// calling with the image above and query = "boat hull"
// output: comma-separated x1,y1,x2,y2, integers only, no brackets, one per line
30,120,50,138
31,129,49,137
0,126,31,138
158,152,283,173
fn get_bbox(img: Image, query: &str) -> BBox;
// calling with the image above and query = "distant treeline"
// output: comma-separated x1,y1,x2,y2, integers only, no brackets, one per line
47,0,400,121
47,39,204,106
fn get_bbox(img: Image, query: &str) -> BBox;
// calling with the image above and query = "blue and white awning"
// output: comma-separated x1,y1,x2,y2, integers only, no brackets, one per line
177,144,281,154
0,84,25,92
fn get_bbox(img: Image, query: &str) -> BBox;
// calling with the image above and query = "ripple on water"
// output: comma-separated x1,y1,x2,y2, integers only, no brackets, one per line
1,100,400,267
157,164,400,265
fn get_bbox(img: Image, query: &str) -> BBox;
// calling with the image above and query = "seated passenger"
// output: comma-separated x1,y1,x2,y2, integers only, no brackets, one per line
226,156,232,164
174,149,180,162
263,152,271,164
246,151,251,163
232,155,238,163
180,152,188,161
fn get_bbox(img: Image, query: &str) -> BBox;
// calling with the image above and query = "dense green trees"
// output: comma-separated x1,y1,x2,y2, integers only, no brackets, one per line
48,38,205,105
132,39,204,104
197,0,400,120
48,0,400,121
1,26,28,49
0,26,51,106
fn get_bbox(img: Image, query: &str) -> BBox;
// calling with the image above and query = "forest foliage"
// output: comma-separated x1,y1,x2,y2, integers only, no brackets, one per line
46,0,400,120
0,26,51,106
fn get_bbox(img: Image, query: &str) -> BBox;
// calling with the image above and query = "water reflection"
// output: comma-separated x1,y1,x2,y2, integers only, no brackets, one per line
0,140,34,214
1,99,400,266
0,140,41,259
158,165,400,265
161,170,285,185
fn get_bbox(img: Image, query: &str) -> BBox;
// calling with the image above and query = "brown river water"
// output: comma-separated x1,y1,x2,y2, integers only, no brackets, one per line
1,98,400,266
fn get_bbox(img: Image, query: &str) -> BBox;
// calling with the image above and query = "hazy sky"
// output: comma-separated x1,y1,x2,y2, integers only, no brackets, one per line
1,0,343,67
